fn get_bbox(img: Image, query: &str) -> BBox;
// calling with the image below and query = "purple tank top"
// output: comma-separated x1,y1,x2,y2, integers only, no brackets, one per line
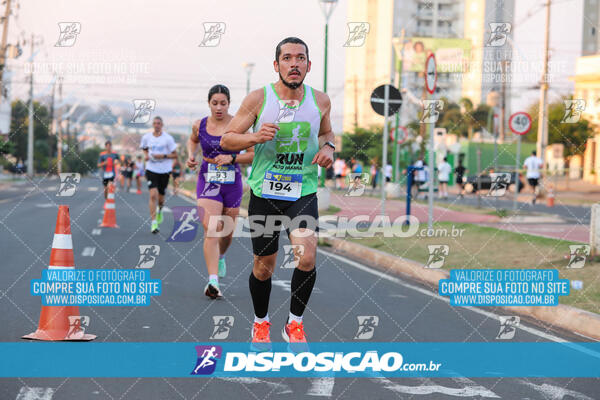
197,117,240,174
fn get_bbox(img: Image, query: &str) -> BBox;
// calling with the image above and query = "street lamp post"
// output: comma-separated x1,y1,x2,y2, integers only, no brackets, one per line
242,62,255,96
318,0,338,187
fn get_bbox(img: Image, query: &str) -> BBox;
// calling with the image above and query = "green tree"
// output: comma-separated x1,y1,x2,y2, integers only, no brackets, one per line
526,98,593,157
9,100,53,172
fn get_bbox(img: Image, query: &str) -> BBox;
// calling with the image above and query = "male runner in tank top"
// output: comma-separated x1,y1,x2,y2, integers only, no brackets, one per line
221,37,335,351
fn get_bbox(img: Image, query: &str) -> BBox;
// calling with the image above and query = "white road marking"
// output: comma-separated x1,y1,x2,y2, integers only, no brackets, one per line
15,387,54,400
161,206,172,213
318,249,566,343
91,229,101,236
35,203,54,208
87,187,99,191
45,186,58,191
307,377,335,396
218,378,292,394
518,380,595,400
389,294,407,298
272,280,322,294
81,247,96,257
371,377,500,398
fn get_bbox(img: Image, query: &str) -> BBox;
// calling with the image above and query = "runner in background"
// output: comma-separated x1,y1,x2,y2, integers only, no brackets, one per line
97,140,119,199
134,155,145,195
124,155,134,192
454,157,467,198
523,150,543,204
118,155,127,190
186,84,254,299
141,116,178,234
437,156,451,199
171,158,182,195
333,157,345,189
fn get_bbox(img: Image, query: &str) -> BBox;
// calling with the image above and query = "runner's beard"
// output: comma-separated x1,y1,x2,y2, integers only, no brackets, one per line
279,71,304,89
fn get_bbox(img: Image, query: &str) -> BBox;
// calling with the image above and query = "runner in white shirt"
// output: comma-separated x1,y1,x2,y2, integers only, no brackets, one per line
523,150,543,204
437,157,451,199
140,116,178,233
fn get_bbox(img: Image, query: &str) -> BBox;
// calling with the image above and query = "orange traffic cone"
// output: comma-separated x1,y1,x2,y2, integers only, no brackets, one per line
101,182,118,228
22,205,96,341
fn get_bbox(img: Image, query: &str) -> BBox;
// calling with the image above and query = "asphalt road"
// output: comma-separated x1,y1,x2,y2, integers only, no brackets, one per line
1,177,598,399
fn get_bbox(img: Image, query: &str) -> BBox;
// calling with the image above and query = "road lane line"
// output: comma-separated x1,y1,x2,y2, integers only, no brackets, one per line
317,249,566,343
307,377,335,397
15,387,54,400
517,380,595,400
217,378,292,394
82,247,96,257
91,229,101,236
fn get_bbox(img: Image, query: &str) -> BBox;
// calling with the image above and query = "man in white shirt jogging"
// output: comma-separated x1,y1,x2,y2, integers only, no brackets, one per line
140,116,178,233
523,150,543,204
437,156,451,199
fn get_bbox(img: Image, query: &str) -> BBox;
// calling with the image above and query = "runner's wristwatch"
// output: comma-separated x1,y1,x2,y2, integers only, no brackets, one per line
231,153,237,163
322,141,336,151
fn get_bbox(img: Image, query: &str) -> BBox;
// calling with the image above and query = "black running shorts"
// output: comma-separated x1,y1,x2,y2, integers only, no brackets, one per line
248,190,319,256
145,170,170,195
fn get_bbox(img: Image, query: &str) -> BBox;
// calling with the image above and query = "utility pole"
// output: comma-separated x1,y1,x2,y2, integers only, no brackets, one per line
57,77,63,174
27,34,34,176
536,0,551,161
0,0,12,107
49,76,56,158
353,74,358,129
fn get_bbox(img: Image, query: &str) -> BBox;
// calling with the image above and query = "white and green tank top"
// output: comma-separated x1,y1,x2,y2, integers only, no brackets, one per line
248,83,322,200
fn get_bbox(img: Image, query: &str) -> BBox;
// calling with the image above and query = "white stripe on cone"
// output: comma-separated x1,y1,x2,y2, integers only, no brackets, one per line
48,266,75,269
51,234,73,250
105,203,115,209
107,193,115,199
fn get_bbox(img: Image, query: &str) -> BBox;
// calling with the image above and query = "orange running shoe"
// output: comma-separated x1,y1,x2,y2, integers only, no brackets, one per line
251,321,272,352
282,320,309,352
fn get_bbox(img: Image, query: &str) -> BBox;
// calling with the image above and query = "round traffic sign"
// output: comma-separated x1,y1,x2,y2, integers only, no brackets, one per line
509,112,532,135
390,125,409,144
425,54,437,95
370,84,402,116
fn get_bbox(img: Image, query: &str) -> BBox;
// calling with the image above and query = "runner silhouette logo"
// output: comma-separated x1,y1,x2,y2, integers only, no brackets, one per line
191,345,222,375
275,122,311,153
136,245,160,269
354,316,379,340
167,206,201,242
210,316,234,340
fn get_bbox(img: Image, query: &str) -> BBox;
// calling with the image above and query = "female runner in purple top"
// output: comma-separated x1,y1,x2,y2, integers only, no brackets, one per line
186,84,254,299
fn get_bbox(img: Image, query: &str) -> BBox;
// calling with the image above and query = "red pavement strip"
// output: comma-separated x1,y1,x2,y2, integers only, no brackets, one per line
329,194,588,243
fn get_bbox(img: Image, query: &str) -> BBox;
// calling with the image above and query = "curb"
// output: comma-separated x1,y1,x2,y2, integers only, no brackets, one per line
319,236,600,341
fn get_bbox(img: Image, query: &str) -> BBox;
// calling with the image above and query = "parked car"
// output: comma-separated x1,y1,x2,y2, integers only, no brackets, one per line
463,171,524,194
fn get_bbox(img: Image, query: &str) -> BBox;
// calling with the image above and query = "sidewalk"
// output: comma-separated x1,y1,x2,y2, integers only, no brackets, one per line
328,190,589,243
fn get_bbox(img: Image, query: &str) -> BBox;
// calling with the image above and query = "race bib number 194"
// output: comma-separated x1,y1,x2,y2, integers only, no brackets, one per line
261,171,302,201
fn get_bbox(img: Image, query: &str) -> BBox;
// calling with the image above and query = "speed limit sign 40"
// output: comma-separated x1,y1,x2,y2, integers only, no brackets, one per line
509,112,532,135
